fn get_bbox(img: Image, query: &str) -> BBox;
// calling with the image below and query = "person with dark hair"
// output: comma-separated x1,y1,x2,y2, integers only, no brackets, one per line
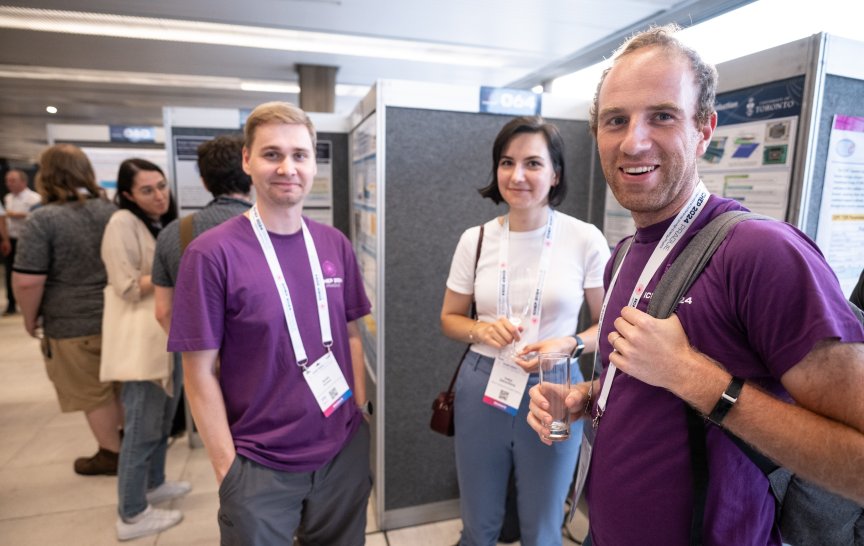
152,134,253,331
151,135,253,451
528,24,864,545
11,144,123,476
99,158,188,540
440,116,610,545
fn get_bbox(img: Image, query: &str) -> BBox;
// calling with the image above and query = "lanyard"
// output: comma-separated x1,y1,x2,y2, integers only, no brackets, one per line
590,181,709,427
496,210,556,327
249,205,332,368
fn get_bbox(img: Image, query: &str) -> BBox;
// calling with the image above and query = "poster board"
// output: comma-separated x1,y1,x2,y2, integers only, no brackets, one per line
699,76,804,219
815,115,864,296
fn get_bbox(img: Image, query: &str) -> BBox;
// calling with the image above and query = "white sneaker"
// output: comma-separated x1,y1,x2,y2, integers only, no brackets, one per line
116,505,183,541
145,480,192,505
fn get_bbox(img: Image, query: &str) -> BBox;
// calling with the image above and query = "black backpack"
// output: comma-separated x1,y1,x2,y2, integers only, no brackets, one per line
612,210,864,546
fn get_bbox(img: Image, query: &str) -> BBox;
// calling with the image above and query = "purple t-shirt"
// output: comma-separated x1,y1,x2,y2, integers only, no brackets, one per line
586,196,864,546
168,215,371,472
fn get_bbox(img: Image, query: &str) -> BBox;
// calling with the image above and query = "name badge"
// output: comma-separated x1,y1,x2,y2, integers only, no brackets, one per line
483,357,530,415
303,351,352,417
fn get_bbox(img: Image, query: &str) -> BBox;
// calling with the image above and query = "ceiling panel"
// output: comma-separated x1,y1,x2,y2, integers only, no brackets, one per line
0,0,750,162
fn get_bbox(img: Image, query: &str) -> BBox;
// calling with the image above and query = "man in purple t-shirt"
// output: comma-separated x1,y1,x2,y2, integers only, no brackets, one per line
528,25,864,545
168,102,372,545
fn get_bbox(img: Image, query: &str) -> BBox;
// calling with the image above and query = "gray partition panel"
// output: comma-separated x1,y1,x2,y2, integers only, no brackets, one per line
803,75,864,239
382,107,598,511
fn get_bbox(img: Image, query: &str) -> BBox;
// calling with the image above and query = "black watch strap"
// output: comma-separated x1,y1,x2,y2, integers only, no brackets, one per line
571,335,585,359
708,376,744,425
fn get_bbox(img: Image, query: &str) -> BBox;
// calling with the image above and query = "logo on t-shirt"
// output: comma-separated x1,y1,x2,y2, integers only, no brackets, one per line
322,260,343,289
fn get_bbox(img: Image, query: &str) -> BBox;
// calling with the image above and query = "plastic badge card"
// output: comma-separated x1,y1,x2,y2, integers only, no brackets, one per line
483,357,530,415
303,352,352,417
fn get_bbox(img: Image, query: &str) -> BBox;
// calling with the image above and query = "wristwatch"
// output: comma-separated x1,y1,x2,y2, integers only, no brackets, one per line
708,376,744,425
571,335,585,359
359,400,373,417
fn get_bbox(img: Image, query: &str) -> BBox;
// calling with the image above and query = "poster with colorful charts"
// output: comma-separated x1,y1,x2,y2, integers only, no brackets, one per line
698,76,804,220
350,113,379,367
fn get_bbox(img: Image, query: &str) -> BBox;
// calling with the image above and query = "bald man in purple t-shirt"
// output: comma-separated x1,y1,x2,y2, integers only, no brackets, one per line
169,102,372,545
528,25,864,546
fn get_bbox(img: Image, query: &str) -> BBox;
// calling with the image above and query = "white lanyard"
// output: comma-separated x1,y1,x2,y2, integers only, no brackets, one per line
591,181,709,426
249,205,332,368
496,210,556,327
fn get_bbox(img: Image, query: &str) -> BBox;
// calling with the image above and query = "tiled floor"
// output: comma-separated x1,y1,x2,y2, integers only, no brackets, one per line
0,283,586,545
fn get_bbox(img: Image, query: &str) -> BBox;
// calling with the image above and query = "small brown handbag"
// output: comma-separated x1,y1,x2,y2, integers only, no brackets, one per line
430,225,484,437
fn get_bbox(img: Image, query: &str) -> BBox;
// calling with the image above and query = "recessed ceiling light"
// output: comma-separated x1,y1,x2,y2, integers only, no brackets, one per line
46,105,58,114
531,85,544,94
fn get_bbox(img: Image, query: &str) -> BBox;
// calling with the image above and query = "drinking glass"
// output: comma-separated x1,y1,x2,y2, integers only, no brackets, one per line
538,352,571,441
505,267,533,361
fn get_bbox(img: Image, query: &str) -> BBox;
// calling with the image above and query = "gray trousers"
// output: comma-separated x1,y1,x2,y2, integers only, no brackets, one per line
218,422,372,546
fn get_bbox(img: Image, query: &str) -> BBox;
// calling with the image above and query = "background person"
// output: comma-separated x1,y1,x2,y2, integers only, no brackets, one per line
99,158,189,541
0,202,10,261
12,144,123,476
440,116,609,546
528,25,864,545
168,102,372,545
152,135,253,442
153,134,253,331
3,169,41,316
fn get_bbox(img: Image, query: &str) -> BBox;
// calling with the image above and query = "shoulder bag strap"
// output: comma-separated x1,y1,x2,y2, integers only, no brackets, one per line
446,225,485,394
179,213,196,254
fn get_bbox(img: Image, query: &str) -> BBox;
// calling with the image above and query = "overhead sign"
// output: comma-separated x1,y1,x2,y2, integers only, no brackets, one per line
479,87,541,116
109,125,157,143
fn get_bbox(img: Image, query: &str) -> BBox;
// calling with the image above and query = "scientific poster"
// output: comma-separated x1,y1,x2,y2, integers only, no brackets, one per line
698,76,804,219
350,113,379,367
815,115,864,297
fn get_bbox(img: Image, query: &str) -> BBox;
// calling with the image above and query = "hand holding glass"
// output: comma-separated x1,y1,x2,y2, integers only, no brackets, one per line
537,352,571,441
505,267,533,362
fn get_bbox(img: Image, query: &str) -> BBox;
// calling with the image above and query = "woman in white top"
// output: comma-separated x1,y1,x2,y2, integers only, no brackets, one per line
100,159,190,541
441,116,610,546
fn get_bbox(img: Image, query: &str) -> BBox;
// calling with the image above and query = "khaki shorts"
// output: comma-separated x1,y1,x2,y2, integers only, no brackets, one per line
42,334,118,412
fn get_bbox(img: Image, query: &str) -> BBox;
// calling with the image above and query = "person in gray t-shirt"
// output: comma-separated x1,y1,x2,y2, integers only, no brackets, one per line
151,135,252,444
153,135,252,331
12,144,123,476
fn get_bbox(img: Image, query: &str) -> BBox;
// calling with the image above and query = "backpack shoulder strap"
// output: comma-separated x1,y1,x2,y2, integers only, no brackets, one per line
642,210,772,545
647,211,772,319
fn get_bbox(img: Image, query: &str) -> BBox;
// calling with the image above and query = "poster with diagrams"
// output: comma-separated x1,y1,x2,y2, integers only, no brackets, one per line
698,76,804,220
815,115,864,297
350,113,379,365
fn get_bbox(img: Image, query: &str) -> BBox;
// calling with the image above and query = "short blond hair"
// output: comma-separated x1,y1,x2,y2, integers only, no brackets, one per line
243,102,317,149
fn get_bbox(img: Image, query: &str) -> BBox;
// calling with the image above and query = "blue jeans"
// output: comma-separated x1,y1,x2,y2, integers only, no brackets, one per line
454,351,583,546
117,358,183,519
